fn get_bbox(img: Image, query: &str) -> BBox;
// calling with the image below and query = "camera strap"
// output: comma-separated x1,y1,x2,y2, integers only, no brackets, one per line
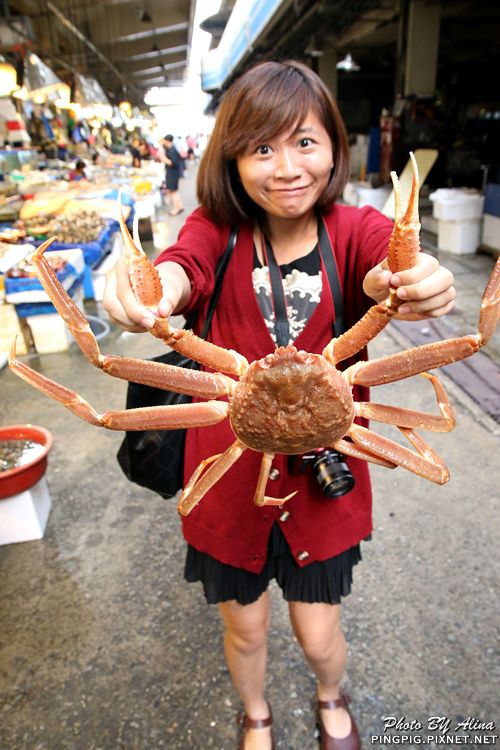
261,215,345,347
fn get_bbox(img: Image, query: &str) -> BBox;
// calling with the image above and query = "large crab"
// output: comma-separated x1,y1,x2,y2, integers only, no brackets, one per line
9,154,500,516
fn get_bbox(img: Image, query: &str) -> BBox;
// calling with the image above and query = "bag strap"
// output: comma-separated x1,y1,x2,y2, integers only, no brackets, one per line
317,216,345,337
196,226,238,339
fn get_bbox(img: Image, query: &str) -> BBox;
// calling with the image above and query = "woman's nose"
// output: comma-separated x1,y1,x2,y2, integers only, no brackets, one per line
274,149,301,179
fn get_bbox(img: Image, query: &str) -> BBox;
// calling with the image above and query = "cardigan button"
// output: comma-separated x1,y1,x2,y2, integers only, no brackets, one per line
251,554,260,564
297,551,309,561
269,468,280,480
279,511,290,522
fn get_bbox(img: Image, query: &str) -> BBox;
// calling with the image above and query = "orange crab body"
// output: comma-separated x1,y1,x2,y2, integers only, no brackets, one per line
228,346,355,455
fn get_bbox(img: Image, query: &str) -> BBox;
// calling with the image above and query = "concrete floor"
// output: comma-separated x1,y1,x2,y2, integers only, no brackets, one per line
1,169,499,749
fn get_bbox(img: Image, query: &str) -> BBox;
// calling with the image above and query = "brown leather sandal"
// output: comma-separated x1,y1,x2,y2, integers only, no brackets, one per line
317,694,361,750
236,703,275,750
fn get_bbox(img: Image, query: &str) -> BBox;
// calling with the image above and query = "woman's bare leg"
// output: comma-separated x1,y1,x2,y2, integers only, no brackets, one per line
219,591,273,750
289,602,351,738
170,189,184,214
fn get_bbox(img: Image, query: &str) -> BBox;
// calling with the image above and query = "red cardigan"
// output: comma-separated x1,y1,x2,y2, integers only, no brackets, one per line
155,204,393,572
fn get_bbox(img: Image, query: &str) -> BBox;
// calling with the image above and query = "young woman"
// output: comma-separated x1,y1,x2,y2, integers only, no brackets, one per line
104,61,455,750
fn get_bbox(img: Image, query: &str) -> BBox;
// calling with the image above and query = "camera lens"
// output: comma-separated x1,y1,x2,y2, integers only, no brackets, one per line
313,450,355,498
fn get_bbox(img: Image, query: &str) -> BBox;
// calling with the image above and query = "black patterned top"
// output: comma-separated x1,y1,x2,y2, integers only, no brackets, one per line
252,244,321,344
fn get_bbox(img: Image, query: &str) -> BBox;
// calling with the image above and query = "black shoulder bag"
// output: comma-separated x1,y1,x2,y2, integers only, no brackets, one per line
116,228,238,498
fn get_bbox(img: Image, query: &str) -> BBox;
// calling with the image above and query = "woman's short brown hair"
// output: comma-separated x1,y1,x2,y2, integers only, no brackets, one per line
197,59,350,226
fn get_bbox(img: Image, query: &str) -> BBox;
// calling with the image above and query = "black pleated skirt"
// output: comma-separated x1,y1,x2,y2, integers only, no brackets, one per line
184,523,363,606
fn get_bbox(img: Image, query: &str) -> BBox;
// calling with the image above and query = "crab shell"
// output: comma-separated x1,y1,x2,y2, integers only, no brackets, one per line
228,345,355,454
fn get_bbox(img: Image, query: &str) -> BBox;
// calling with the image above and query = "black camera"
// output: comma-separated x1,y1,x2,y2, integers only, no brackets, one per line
289,448,355,499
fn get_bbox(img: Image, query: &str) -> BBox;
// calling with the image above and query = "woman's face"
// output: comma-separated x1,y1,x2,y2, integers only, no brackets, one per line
236,109,334,221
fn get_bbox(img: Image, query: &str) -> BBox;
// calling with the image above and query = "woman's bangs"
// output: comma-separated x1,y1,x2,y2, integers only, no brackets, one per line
229,77,316,154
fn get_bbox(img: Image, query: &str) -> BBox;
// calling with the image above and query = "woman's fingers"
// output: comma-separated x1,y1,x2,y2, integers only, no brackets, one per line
362,261,392,302
394,255,456,318
395,262,455,307
365,253,456,319
396,287,456,318
103,259,154,332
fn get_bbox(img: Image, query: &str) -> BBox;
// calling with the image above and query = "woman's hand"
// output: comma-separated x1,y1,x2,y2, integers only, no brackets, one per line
103,259,191,332
363,253,456,320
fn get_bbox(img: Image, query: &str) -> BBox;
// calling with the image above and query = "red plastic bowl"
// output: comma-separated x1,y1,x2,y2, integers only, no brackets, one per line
0,425,54,500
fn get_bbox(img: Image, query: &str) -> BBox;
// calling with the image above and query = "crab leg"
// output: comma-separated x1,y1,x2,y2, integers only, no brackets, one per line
345,256,500,387
31,238,102,366
354,372,455,432
252,453,298,507
9,341,228,429
25,235,246,388
178,440,246,515
102,357,235,400
348,423,450,484
119,203,248,377
332,439,397,469
324,152,422,366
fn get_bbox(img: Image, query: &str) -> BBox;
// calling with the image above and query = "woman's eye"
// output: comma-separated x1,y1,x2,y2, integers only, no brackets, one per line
256,145,271,155
299,137,313,148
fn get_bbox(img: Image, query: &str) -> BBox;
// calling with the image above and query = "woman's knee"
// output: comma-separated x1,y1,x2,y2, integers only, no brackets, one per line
219,597,270,654
290,603,344,661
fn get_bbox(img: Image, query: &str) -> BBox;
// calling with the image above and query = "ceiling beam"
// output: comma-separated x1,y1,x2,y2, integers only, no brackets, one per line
115,22,188,44
44,0,140,94
124,44,188,63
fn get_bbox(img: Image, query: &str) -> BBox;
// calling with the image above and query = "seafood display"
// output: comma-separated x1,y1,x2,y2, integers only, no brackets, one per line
0,439,45,473
21,210,106,243
9,154,500,516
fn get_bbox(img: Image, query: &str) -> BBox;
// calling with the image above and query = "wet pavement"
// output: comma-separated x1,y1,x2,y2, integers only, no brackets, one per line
1,168,499,749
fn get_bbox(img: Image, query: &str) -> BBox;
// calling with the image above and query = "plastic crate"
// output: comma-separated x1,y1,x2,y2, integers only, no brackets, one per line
5,248,84,304
14,277,83,317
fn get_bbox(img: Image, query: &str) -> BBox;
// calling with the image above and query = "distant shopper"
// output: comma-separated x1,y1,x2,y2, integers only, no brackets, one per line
129,137,142,168
69,159,88,181
160,134,184,216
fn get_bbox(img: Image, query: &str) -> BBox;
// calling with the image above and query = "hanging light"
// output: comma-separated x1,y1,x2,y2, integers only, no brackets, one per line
0,56,19,96
73,73,112,120
118,100,133,118
22,53,65,100
53,83,72,108
336,53,360,72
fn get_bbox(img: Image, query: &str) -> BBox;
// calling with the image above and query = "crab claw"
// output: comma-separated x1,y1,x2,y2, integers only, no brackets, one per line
118,188,163,308
387,151,422,272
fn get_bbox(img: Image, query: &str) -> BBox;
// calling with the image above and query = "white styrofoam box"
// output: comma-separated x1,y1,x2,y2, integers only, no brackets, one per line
27,287,85,353
0,302,28,355
481,213,500,250
438,218,481,255
5,248,85,304
91,233,123,301
153,188,163,208
342,181,362,206
134,196,157,219
430,188,484,221
0,476,51,545
356,185,392,211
